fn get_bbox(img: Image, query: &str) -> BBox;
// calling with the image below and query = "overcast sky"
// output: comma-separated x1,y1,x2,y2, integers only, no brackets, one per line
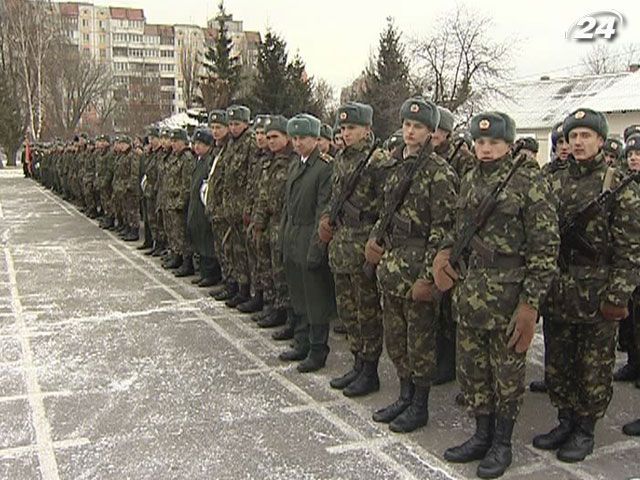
85,0,640,91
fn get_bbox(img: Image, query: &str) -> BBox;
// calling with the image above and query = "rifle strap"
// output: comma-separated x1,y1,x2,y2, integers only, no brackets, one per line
603,167,616,193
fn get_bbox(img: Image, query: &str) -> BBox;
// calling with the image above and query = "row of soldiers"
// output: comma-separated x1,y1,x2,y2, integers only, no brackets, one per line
31,100,640,479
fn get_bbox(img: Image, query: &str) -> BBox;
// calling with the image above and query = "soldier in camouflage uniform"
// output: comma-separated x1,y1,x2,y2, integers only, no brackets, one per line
365,98,458,434
602,137,623,167
95,135,114,229
279,114,335,373
542,122,570,177
318,124,338,157
110,136,129,234
237,115,271,314
153,128,173,257
216,105,258,307
435,111,559,478
204,111,231,294
139,127,162,253
82,139,99,219
163,129,195,272
534,109,640,464
318,102,390,398
252,116,296,336
122,136,141,242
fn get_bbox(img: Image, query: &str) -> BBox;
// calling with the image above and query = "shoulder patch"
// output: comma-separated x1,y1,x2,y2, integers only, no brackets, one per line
319,152,333,163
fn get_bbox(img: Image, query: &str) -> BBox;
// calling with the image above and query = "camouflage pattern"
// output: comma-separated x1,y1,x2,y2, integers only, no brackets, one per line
125,149,141,228
371,147,458,385
435,137,476,179
205,137,231,279
142,147,161,241
163,147,195,255
221,128,257,285
325,138,391,361
448,152,559,419
253,143,296,310
543,152,640,418
111,149,130,226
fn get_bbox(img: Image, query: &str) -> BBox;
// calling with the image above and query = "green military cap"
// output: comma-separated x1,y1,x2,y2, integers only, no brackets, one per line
336,102,373,126
96,134,111,143
287,114,321,138
78,132,89,141
170,128,189,142
160,127,172,138
265,115,289,134
227,105,251,123
192,128,214,146
603,137,623,157
400,97,440,131
623,125,640,142
470,111,516,143
454,129,473,149
146,125,160,138
437,107,455,132
320,124,333,140
116,134,132,145
625,134,640,157
208,110,228,126
517,136,539,153
385,129,404,151
551,122,564,149
253,114,269,131
563,108,608,141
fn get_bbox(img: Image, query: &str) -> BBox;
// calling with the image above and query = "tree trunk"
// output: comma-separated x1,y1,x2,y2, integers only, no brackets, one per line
6,147,18,167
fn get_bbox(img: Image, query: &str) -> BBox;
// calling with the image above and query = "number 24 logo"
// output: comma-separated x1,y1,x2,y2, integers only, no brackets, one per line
567,10,625,41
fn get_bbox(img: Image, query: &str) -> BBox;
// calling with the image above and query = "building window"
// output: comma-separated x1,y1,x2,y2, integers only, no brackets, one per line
82,19,88,27
100,34,107,43
83,33,90,42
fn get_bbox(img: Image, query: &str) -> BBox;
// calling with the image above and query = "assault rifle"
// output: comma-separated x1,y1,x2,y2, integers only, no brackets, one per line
328,140,381,226
363,139,433,279
560,171,640,263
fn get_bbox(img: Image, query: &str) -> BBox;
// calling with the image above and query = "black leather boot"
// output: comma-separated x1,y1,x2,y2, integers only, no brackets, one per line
444,414,494,463
556,416,596,463
191,275,203,284
137,239,153,250
613,363,639,382
272,325,294,341
389,385,429,433
123,227,139,241
343,359,380,397
623,418,640,436
163,254,182,270
330,354,362,390
279,345,309,362
226,283,250,308
214,282,239,302
151,243,165,257
297,345,329,373
252,305,272,322
198,273,222,288
477,416,515,479
174,255,195,277
257,308,287,328
237,290,264,313
373,378,414,423
529,380,548,393
533,409,574,450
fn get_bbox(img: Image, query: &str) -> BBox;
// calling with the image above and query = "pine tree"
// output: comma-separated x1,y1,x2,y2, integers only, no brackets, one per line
201,1,242,108
362,17,411,140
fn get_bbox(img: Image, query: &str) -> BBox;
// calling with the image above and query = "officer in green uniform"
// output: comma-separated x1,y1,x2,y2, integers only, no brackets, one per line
279,114,335,373
436,111,559,478
535,108,640,463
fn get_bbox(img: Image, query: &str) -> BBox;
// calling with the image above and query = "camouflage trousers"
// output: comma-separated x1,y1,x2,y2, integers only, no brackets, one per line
125,191,140,228
212,219,232,281
246,226,272,293
165,208,187,255
382,294,436,387
82,181,97,213
229,221,250,285
99,187,113,217
457,325,526,421
545,320,617,418
268,226,289,310
619,289,640,363
145,197,158,242
334,271,383,361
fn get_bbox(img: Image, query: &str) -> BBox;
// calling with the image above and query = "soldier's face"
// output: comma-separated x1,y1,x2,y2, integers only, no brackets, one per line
318,138,331,154
628,151,640,171
340,124,369,147
568,128,604,161
150,137,160,148
474,137,510,161
210,123,229,142
604,152,618,166
266,131,288,153
431,128,449,147
194,141,210,157
229,121,247,139
556,138,570,161
161,138,171,148
292,136,318,157
171,140,186,152
402,119,431,149
255,129,267,149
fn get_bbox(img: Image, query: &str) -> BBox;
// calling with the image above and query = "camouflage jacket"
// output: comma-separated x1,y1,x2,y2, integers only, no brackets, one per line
111,151,130,195
155,147,173,212
253,143,297,232
244,147,271,218
143,148,162,200
325,138,393,274
435,138,475,180
371,146,458,298
95,149,114,191
446,153,559,330
204,138,230,221
544,152,640,323
163,147,194,211
82,150,96,185
221,128,258,221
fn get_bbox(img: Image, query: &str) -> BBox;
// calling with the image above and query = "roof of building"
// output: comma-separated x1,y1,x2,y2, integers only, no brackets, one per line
58,2,80,16
109,7,145,21
488,71,640,130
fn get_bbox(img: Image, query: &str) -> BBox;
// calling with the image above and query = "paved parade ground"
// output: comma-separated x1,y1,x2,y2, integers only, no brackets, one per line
0,167,638,479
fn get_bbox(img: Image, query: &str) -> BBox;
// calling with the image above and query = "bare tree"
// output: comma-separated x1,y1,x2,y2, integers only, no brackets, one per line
115,63,168,134
179,32,203,108
44,47,115,138
581,43,640,74
4,0,63,140
410,5,512,118
312,78,337,124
